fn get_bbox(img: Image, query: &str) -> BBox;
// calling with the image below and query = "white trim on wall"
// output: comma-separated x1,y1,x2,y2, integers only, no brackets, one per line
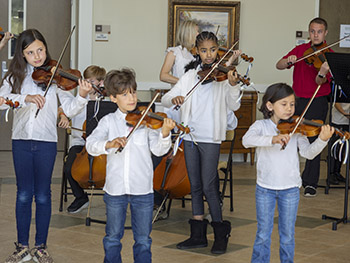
77,0,93,73
315,0,320,17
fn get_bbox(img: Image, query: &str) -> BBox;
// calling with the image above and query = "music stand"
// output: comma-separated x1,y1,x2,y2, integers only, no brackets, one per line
85,100,154,226
322,52,350,230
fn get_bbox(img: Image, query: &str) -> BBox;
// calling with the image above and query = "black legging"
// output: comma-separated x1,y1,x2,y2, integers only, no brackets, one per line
183,140,222,222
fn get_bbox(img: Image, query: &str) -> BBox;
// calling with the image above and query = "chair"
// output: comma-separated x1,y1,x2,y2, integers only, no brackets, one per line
217,130,236,212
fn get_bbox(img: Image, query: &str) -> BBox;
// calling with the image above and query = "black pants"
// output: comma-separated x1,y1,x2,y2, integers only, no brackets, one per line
183,141,222,222
295,96,329,188
64,145,85,199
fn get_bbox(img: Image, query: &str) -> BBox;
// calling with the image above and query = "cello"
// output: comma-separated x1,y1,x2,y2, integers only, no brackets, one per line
71,121,107,189
153,141,191,199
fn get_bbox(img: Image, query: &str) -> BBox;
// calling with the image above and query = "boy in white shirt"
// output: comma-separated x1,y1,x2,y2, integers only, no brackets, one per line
85,68,175,263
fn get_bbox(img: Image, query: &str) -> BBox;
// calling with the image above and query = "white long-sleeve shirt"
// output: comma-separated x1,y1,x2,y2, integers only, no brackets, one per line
0,64,88,142
161,68,241,142
85,109,172,196
242,119,328,190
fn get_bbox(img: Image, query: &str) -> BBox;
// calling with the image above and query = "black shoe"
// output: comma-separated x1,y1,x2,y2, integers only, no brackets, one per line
211,220,231,254
67,194,89,213
176,219,208,249
335,172,346,183
304,186,317,197
327,173,340,185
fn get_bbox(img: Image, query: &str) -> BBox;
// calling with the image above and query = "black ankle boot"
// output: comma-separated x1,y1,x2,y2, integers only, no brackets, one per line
211,220,231,254
176,219,208,249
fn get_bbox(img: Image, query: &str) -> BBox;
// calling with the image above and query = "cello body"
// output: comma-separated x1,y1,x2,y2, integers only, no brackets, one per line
71,147,106,189
153,143,191,199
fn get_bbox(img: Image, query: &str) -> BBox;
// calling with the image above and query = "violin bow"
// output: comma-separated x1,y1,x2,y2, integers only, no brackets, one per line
115,92,160,153
289,35,350,66
281,85,322,150
35,25,76,118
174,40,239,110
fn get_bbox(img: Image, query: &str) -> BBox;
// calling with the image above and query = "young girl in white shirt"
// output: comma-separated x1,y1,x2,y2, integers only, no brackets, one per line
161,31,241,254
242,83,334,262
0,28,92,263
85,69,175,263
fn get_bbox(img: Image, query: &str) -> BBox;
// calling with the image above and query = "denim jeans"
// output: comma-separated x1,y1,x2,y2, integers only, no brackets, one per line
103,193,153,263
252,185,300,263
12,140,57,246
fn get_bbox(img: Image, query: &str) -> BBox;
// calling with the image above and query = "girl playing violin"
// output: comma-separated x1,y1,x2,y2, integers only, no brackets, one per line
242,83,334,263
161,31,241,254
85,69,175,263
0,29,92,262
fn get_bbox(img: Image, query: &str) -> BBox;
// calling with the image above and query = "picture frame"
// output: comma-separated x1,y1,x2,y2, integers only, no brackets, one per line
167,0,240,49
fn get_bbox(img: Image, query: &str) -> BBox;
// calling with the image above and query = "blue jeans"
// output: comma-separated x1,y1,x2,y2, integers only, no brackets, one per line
252,185,299,263
103,193,153,263
12,140,57,246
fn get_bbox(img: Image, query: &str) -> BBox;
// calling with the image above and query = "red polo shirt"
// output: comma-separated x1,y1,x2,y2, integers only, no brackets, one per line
282,42,332,98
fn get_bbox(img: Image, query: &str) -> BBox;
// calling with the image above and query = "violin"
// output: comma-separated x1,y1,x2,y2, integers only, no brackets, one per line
302,42,330,70
32,60,107,97
277,116,350,139
126,106,190,134
0,27,17,40
4,98,20,109
197,64,251,86
218,47,254,63
287,35,350,70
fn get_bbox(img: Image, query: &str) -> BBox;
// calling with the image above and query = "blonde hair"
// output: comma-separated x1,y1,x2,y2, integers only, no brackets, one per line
175,20,198,51
83,65,106,81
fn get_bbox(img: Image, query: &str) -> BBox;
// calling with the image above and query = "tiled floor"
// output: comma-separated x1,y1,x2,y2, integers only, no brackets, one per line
1,151,350,262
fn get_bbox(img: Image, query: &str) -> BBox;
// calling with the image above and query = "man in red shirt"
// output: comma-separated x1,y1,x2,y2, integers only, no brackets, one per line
276,17,334,197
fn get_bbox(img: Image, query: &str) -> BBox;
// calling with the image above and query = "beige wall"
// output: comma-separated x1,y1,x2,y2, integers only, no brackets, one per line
89,0,318,91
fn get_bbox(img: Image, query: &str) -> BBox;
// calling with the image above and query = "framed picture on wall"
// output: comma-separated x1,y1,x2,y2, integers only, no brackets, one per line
167,0,240,49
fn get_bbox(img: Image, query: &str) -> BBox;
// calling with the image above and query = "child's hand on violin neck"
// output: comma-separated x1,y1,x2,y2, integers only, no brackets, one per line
171,96,185,106
272,134,290,146
319,124,334,141
228,70,239,86
161,118,176,138
78,79,93,98
106,137,127,150
25,94,46,109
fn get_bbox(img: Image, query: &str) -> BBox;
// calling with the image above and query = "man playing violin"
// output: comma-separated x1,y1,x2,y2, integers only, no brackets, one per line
276,17,334,197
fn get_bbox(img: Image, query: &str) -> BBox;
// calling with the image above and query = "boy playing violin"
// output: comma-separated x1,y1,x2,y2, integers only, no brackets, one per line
276,17,334,197
85,68,175,263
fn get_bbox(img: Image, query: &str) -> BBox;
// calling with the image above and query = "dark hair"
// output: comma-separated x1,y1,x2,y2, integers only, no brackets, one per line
184,31,218,72
259,83,295,119
309,17,328,30
1,29,51,94
104,68,137,97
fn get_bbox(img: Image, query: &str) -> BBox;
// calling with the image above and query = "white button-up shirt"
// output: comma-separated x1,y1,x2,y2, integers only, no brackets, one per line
86,109,172,196
242,119,328,190
0,64,88,142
